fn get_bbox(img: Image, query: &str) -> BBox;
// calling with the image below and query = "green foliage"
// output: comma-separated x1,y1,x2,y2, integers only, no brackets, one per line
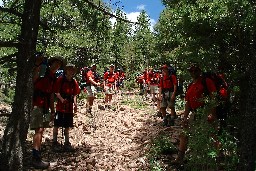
175,96,185,111
147,133,177,171
121,95,148,109
185,107,238,170
0,88,15,104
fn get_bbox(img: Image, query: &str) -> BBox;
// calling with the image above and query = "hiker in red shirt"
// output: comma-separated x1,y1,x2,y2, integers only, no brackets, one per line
148,68,159,102
116,68,126,91
52,64,80,152
159,64,178,126
172,64,217,165
31,55,65,169
86,64,101,114
104,64,117,109
136,73,144,95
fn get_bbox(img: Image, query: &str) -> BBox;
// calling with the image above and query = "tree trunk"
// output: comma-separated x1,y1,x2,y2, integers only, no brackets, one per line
0,0,42,170
238,64,256,171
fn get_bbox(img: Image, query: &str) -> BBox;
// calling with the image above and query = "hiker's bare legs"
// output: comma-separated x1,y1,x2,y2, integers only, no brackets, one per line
170,106,176,117
52,127,58,142
33,128,44,150
161,107,167,118
87,96,94,107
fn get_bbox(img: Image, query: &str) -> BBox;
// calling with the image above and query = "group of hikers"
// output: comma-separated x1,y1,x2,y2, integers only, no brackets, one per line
31,52,230,169
136,63,229,166
31,52,126,169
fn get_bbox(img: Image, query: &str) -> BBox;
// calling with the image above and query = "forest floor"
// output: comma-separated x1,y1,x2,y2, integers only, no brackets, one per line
0,91,184,171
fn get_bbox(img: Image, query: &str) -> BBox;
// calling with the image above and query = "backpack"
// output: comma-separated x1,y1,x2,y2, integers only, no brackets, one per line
201,72,229,101
33,68,57,113
80,67,89,89
161,66,183,96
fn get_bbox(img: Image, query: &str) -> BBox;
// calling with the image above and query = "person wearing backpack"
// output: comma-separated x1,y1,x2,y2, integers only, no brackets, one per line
31,55,65,169
52,64,80,152
172,64,217,165
158,64,178,127
148,68,159,102
86,64,101,114
103,64,117,109
79,66,89,92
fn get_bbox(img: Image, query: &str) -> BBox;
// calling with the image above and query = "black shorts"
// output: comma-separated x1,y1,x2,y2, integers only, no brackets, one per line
54,112,74,128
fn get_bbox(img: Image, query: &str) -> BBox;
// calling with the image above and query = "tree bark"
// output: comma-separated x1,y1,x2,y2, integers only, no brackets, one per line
238,64,256,171
0,0,42,170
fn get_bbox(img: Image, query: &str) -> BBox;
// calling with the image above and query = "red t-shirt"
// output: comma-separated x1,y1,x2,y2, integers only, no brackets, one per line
148,72,159,85
159,74,177,89
143,72,148,84
54,77,80,113
136,75,144,83
119,72,125,80
104,71,116,86
87,70,97,84
33,71,56,108
185,77,216,110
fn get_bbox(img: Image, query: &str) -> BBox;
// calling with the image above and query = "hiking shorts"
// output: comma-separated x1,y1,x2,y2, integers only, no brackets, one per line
105,85,115,95
160,91,175,108
86,85,97,97
30,106,51,130
54,111,74,128
150,85,159,94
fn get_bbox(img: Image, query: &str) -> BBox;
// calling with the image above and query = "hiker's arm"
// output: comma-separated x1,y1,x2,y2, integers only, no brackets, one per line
33,66,40,83
172,84,177,100
159,87,163,100
89,77,100,86
206,78,217,121
73,95,77,113
171,75,178,100
50,93,55,114
182,101,190,128
55,93,65,103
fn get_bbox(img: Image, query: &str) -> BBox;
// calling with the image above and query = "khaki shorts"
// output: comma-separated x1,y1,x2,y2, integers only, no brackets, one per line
150,85,159,94
86,85,97,97
30,106,51,130
160,91,175,108
105,85,115,95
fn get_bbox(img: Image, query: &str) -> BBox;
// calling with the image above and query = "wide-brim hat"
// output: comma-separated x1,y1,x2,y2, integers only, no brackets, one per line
160,64,168,70
64,64,77,73
48,56,66,67
187,63,201,71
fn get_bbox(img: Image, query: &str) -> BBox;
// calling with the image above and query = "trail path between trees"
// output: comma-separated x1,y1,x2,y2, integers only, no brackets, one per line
1,92,184,171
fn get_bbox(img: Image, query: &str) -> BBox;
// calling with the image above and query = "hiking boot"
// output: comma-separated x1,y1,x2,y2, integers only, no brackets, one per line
163,118,168,127
98,105,105,110
86,108,92,114
63,142,75,152
156,111,162,118
52,141,62,152
32,156,50,169
167,116,175,126
171,150,185,165
105,105,111,109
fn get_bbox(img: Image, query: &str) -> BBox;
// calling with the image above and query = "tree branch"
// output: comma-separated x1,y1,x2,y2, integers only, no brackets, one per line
84,0,140,25
0,7,22,17
0,53,17,65
0,41,19,48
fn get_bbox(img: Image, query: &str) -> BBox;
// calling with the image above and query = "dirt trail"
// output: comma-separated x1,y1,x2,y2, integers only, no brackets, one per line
1,93,183,170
